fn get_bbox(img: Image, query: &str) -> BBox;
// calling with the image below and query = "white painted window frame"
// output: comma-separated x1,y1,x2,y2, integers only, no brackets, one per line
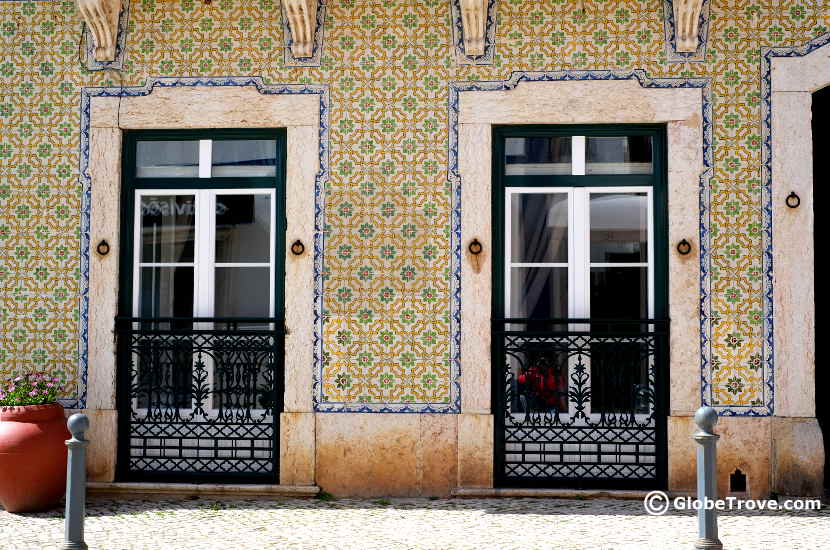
132,188,277,320
504,185,655,423
504,186,654,321
131,187,277,416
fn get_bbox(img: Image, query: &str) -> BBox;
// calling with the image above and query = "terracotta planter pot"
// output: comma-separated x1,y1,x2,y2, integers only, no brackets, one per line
0,403,69,513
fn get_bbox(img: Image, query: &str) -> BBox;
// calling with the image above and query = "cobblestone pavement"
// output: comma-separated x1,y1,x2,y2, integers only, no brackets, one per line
1,496,828,550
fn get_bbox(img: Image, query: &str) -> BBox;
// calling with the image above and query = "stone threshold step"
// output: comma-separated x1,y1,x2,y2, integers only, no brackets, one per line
87,482,320,498
452,488,649,500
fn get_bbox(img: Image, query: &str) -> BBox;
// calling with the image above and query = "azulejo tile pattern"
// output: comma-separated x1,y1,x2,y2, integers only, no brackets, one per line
0,0,827,413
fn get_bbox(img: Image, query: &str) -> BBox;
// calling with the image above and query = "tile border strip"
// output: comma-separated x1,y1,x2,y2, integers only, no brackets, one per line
754,31,830,418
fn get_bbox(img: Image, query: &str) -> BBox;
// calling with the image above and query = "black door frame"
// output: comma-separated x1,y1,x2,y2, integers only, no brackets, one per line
115,128,287,483
491,124,670,489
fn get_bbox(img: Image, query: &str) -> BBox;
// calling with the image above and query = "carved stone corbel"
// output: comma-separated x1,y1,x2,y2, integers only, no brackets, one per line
673,0,704,52
284,0,318,58
460,0,487,57
77,0,121,62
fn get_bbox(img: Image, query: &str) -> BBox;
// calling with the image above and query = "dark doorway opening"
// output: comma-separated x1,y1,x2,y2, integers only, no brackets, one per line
813,86,830,491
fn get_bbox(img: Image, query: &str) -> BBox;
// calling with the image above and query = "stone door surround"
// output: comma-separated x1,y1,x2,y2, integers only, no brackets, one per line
457,77,705,418
83,83,320,484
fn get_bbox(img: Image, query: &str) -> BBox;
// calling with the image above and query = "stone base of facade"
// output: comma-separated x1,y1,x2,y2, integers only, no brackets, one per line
668,415,825,499
67,408,118,483
77,411,824,498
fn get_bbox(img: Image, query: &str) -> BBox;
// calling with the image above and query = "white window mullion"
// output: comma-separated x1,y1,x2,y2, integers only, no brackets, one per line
132,192,143,317
572,136,586,176
504,189,513,320
269,190,276,319
647,189,655,319
194,190,216,412
567,189,576,320
192,191,201,318
572,188,590,320
198,139,212,179
197,191,216,318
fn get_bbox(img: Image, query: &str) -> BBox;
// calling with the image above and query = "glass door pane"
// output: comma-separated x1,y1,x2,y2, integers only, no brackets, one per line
135,193,197,409
585,136,653,174
211,192,274,410
137,194,196,317
136,141,199,178
587,191,650,318
504,136,572,175
507,191,569,318
214,267,271,317
213,192,273,319
506,190,571,416
589,192,648,263
586,190,652,416
212,140,277,178
215,194,272,263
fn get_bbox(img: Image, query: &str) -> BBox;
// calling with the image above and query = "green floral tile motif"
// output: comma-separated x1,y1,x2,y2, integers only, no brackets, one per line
0,0,826,410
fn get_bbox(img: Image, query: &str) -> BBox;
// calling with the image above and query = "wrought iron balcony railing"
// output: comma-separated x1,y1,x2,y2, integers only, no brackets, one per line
493,318,670,488
115,317,285,482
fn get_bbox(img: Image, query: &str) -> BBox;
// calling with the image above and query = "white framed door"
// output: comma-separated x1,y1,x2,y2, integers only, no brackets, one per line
132,188,277,413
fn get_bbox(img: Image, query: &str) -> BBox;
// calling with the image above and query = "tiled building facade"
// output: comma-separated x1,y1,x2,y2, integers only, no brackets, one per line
0,0,827,496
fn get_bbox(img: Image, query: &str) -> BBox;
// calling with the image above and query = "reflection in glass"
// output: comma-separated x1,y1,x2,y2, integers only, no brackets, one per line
511,193,568,263
139,266,194,318
586,136,652,174
215,195,272,263
511,350,569,415
509,267,568,318
590,341,649,414
136,141,199,178
134,344,193,410
505,136,572,175
215,267,270,317
212,140,277,177
589,193,648,262
590,267,647,319
140,195,196,263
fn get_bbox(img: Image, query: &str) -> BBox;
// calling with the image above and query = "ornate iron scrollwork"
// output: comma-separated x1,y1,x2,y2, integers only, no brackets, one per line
494,319,669,486
116,317,284,481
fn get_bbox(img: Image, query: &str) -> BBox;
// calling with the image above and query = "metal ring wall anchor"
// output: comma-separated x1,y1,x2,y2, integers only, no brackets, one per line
96,240,110,256
676,239,692,256
785,192,801,209
468,239,483,255
290,240,305,256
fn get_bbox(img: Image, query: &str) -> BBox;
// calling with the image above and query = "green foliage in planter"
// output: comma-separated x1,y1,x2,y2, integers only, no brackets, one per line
0,373,62,406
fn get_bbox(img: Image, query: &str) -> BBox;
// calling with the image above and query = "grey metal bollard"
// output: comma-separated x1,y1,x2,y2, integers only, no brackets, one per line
61,414,90,550
693,407,723,550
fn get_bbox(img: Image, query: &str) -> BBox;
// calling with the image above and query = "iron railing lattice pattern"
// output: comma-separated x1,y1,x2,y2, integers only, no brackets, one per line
116,317,284,482
494,319,669,489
